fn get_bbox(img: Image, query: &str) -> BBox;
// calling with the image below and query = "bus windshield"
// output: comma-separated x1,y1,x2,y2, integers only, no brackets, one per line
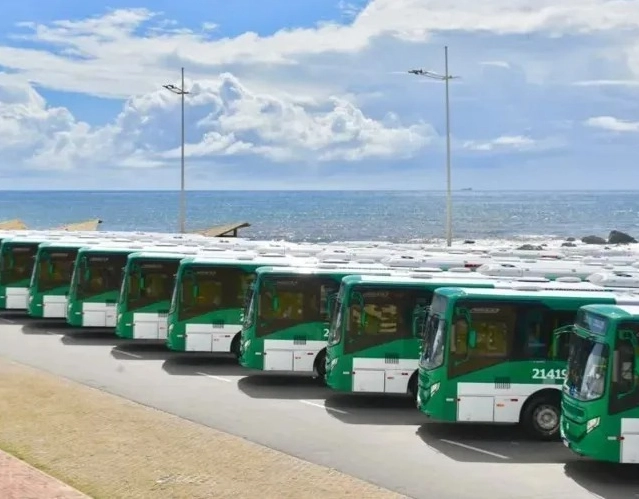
564,333,609,401
125,260,179,309
178,266,252,321
0,244,37,284
76,253,129,300
36,249,78,292
255,275,338,338
344,286,432,354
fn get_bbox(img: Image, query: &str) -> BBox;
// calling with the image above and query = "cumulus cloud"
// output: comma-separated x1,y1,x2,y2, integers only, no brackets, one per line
0,72,434,173
1,1,639,187
462,135,537,152
584,116,639,132
0,1,638,99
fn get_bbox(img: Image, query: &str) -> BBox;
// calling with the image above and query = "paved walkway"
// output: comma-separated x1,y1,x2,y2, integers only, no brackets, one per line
0,450,88,498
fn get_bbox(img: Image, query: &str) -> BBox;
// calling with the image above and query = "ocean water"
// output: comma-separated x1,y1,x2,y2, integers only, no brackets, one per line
1,190,638,243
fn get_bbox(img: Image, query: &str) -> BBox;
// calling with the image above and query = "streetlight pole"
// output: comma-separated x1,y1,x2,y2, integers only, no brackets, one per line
163,67,189,233
408,46,458,247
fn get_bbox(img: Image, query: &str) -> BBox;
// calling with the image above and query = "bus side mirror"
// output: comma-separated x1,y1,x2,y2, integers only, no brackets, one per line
468,329,477,349
326,293,337,317
620,330,638,346
412,305,429,338
551,325,574,359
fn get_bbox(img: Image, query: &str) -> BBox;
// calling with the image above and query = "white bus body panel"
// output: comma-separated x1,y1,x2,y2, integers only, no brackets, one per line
351,357,417,393
262,339,326,372
184,323,242,352
455,382,562,424
43,294,68,318
5,287,28,309
82,302,117,327
620,418,639,463
133,312,168,340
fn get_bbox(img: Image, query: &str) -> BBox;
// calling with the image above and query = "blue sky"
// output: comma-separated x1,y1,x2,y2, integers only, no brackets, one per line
1,0,639,190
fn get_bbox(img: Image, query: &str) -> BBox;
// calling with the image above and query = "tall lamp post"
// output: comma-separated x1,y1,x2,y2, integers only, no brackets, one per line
163,67,190,234
408,46,458,247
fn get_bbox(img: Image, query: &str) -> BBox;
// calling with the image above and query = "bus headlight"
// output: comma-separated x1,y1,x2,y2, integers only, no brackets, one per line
586,417,600,433
243,339,251,350
430,382,440,396
330,358,338,368
117,314,122,323
168,324,173,333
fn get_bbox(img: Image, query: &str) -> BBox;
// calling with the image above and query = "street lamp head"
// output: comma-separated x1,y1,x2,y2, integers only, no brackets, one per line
163,83,190,95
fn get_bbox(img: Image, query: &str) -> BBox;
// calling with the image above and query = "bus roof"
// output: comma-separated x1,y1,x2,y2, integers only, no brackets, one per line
180,255,317,267
128,250,201,260
580,303,639,319
254,263,395,275
78,243,194,254
38,239,117,249
434,286,639,302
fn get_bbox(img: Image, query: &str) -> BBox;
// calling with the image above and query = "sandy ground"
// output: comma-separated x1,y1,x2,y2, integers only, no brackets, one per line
0,358,406,499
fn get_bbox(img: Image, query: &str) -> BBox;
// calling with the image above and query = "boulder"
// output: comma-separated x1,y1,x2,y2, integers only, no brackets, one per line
561,242,577,247
463,240,475,244
581,235,607,245
566,237,576,242
608,230,637,245
516,244,543,251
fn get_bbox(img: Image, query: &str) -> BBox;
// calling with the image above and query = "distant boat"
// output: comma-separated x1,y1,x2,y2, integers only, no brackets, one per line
460,188,473,191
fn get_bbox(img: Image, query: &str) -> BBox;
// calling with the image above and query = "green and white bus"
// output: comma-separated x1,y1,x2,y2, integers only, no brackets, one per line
561,304,639,463
239,264,421,375
66,243,193,328
416,287,639,440
115,250,201,340
166,254,317,354
27,239,115,319
323,274,517,396
0,234,73,310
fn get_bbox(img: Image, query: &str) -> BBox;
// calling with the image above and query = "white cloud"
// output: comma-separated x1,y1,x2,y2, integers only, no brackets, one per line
0,72,434,173
1,2,639,99
462,135,538,152
1,1,639,187
584,116,639,132
480,61,511,69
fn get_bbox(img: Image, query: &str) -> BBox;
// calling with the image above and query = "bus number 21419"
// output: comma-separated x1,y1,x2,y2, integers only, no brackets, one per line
531,368,567,380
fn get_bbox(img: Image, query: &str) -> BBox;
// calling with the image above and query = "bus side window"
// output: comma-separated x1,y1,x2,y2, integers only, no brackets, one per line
608,322,639,415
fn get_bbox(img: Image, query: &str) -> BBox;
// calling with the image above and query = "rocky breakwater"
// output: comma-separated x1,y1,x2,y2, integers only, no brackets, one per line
579,230,638,245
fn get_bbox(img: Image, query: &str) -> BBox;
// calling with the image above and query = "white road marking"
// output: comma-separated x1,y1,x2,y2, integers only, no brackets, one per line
439,439,510,460
0,317,15,324
113,349,143,359
196,372,232,383
300,400,350,415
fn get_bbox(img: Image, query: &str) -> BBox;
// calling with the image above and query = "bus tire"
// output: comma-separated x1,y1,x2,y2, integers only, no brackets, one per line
230,334,241,360
520,390,561,441
314,349,327,385
408,372,418,403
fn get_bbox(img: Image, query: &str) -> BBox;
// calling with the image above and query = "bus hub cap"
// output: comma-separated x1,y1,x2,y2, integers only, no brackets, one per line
535,405,558,431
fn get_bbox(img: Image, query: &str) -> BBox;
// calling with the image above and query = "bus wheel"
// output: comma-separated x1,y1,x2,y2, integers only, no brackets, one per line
408,373,418,404
521,392,561,441
230,334,241,360
314,350,327,385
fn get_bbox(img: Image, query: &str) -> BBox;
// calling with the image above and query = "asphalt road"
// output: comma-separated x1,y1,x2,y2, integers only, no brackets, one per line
1,313,637,499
